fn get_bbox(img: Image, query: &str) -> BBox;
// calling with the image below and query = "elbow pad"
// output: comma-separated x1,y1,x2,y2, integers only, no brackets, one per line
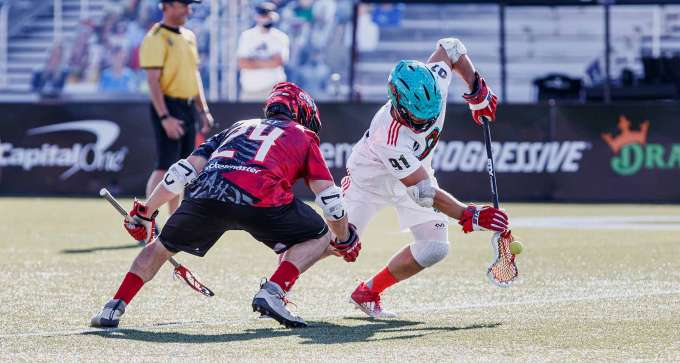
161,159,198,194
315,185,346,221
436,38,467,64
406,178,436,208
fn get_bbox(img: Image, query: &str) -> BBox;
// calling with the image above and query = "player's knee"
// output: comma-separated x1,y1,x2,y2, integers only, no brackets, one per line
409,240,449,268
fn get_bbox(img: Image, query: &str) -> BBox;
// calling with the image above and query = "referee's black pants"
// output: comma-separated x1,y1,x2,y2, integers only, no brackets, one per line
150,95,197,170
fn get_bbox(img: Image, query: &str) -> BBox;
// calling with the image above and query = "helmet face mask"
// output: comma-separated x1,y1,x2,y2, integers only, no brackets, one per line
264,82,321,133
387,60,442,133
395,104,437,133
389,82,439,133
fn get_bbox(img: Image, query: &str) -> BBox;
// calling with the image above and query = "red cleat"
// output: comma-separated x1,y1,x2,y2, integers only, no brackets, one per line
349,282,396,318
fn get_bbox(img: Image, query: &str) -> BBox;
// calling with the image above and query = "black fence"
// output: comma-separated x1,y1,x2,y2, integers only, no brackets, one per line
0,102,678,202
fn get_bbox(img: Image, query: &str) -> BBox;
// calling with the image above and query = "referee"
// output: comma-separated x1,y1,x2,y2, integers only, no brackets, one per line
140,0,213,214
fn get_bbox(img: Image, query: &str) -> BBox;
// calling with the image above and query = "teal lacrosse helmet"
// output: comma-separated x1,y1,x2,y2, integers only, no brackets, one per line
387,60,442,133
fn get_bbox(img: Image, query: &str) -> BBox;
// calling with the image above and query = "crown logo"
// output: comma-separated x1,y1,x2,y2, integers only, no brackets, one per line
601,115,649,153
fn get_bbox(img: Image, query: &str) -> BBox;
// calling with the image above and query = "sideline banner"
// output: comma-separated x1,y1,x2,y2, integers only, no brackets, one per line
0,102,678,202
0,103,153,196
554,104,680,202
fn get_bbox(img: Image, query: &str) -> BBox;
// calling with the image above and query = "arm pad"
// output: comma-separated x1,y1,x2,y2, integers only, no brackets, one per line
406,178,436,208
315,185,346,221
161,159,198,195
436,38,467,64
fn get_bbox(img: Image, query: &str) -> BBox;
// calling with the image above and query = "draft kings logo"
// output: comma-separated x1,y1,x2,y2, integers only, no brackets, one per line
0,120,128,180
601,116,680,176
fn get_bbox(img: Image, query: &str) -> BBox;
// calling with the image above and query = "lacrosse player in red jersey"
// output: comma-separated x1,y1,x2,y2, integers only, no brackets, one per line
91,82,361,329
339,38,508,318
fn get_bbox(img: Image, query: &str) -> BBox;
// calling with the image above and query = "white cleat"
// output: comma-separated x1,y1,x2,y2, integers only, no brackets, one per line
252,280,307,328
349,282,397,318
90,298,126,328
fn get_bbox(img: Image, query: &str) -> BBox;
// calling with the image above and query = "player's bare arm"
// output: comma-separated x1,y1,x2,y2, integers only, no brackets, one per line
309,178,361,263
400,166,508,234
125,154,208,242
399,166,466,219
146,68,185,139
145,155,207,211
309,179,349,240
427,39,475,88
429,37,498,125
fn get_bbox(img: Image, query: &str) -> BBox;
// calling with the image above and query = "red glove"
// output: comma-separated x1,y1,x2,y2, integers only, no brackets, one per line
459,205,508,233
331,223,361,262
462,72,498,125
123,199,158,244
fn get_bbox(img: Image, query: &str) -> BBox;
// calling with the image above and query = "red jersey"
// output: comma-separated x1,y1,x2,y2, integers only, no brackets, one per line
186,118,333,207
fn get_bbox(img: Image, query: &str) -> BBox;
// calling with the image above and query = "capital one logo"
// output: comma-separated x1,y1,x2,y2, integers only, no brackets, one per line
0,120,128,179
601,116,680,176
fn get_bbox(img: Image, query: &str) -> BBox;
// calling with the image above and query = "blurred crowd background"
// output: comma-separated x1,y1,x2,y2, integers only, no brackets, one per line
2,0,680,103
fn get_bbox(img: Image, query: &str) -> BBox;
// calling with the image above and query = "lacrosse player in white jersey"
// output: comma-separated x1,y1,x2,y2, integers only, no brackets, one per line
341,38,509,318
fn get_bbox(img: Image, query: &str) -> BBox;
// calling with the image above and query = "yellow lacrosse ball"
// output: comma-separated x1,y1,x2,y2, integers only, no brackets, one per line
509,240,524,255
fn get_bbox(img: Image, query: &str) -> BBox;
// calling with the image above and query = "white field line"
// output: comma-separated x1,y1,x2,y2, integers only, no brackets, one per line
510,215,680,230
2,289,679,339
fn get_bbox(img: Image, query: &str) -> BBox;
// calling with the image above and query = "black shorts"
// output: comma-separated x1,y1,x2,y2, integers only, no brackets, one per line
158,198,329,256
150,96,197,170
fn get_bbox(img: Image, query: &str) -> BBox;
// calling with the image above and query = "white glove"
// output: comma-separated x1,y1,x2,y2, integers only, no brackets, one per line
437,38,467,64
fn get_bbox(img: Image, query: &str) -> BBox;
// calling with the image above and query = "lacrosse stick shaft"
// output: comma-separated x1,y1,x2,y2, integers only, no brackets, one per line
480,118,519,287
482,117,500,209
99,188,180,268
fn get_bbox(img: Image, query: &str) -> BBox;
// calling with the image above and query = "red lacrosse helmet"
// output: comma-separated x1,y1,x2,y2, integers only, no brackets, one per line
264,82,321,133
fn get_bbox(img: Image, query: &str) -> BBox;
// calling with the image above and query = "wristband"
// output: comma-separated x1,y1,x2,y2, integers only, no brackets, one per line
135,210,158,222
159,114,169,121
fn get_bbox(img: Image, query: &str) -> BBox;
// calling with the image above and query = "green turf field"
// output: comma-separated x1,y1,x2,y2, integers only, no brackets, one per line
1,198,679,362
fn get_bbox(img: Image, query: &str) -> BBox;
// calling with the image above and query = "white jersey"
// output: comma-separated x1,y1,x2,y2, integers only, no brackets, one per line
347,61,453,198
237,26,289,93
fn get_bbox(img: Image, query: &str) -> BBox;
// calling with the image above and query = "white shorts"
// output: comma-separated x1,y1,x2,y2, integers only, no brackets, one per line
342,174,448,234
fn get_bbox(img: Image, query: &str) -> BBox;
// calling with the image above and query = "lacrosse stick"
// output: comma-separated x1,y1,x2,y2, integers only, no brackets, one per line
481,117,519,287
99,188,215,297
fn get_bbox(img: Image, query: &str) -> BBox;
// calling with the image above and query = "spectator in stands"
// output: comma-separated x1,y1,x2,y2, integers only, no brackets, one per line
98,4,125,48
279,0,312,77
298,50,330,98
99,46,137,93
371,4,403,27
293,0,314,23
237,2,289,101
350,4,379,52
125,18,146,49
309,0,336,51
67,19,97,83
32,42,69,96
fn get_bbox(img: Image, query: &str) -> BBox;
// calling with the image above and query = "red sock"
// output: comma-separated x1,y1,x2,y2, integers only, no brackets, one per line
367,266,398,294
113,272,144,304
269,260,300,292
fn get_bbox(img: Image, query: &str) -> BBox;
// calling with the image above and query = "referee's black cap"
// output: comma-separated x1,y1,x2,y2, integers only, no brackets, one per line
160,0,202,4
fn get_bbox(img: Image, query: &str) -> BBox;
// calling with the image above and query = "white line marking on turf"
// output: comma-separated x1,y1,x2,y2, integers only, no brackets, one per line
2,289,679,339
510,215,680,231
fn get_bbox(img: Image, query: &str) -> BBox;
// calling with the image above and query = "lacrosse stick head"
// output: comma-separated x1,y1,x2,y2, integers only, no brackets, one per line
487,230,519,287
173,264,215,297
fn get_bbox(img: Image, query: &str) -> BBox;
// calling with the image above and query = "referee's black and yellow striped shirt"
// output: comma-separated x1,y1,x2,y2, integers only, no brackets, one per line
139,23,200,99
